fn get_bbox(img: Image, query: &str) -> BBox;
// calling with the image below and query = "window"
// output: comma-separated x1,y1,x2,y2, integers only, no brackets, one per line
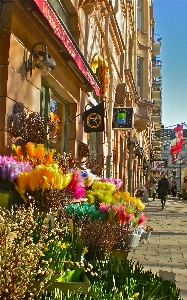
137,56,143,97
164,144,169,151
137,0,144,31
40,83,68,153
48,0,70,31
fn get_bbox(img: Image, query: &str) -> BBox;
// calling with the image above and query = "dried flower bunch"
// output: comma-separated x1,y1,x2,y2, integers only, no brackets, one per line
8,102,61,144
0,203,93,299
0,205,53,299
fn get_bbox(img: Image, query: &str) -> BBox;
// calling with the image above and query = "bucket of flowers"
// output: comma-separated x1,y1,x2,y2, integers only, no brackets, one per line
12,143,88,212
64,178,147,261
0,155,30,209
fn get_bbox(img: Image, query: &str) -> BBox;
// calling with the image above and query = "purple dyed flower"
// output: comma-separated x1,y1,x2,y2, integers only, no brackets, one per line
100,178,123,190
0,156,31,181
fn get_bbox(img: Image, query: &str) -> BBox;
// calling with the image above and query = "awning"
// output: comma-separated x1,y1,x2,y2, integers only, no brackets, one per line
32,0,100,96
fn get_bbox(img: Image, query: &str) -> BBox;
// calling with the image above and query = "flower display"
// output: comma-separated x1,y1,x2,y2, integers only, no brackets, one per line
65,202,107,221
64,178,147,256
15,163,73,201
12,142,55,165
86,180,116,205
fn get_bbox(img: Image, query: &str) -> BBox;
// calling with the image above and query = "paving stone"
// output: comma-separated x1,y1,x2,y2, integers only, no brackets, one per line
130,197,187,299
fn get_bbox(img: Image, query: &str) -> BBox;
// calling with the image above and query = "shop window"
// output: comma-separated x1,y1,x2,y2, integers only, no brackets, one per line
40,84,68,153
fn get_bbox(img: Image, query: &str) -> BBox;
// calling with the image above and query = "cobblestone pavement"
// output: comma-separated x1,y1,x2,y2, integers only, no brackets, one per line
128,196,187,300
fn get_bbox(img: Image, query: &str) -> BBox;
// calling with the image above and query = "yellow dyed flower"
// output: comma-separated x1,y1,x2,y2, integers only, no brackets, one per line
113,192,121,201
12,144,22,158
34,143,46,159
26,142,36,158
128,196,138,205
121,191,130,200
135,198,145,210
15,163,73,200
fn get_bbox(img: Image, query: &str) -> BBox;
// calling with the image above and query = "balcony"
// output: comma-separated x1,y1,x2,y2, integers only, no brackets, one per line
152,42,161,55
134,98,153,132
151,90,161,100
153,99,161,106
151,115,162,124
154,152,162,160
152,79,162,87
152,140,162,149
152,66,161,77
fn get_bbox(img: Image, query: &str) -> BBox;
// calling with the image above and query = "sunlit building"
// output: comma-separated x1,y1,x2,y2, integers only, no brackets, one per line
0,0,157,194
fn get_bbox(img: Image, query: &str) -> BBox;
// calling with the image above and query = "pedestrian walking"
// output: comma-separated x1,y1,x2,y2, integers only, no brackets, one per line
158,173,169,210
151,178,157,201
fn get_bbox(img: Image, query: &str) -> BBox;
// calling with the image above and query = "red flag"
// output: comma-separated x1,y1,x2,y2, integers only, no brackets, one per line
170,124,184,155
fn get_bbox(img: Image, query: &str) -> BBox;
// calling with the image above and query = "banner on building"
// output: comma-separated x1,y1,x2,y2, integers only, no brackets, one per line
153,160,165,170
83,102,105,133
170,124,184,156
112,107,134,130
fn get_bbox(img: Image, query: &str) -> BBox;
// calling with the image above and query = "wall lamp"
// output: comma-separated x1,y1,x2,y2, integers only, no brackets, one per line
26,42,56,76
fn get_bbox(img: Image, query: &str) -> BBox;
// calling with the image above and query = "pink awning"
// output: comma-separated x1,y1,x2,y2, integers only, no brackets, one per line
33,0,100,96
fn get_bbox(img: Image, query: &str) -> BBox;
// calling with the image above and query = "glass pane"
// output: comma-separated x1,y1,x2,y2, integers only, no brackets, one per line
48,0,70,31
49,92,65,153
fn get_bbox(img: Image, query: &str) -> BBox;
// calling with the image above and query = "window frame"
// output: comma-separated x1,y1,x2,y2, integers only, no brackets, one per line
40,80,69,153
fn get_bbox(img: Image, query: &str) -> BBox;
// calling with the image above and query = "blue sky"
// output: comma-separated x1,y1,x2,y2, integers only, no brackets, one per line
153,0,187,129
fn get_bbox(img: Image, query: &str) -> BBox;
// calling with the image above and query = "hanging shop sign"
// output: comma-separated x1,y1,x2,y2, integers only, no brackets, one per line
112,107,134,130
33,0,100,96
83,102,105,133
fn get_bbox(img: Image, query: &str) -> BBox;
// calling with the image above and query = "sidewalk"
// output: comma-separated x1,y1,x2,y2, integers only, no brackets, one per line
128,196,187,300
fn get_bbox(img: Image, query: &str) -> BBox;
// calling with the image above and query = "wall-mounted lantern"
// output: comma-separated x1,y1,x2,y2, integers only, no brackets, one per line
26,42,56,76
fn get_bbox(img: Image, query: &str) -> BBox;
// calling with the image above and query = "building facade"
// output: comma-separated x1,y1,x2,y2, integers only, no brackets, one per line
0,0,158,194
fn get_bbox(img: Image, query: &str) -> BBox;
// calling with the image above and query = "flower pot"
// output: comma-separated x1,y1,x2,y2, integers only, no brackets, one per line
0,190,24,210
0,191,9,208
111,249,129,263
140,230,152,242
46,271,90,295
129,233,141,247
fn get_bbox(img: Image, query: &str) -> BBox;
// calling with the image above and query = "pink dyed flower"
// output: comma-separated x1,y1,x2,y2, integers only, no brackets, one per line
137,213,147,226
114,204,134,225
73,184,86,199
99,203,109,213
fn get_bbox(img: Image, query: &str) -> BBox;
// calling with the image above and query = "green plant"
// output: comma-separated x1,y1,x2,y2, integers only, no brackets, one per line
83,257,181,300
